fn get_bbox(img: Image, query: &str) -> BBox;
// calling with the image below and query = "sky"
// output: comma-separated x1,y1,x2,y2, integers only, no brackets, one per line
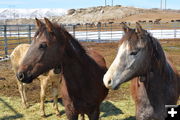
0,0,179,10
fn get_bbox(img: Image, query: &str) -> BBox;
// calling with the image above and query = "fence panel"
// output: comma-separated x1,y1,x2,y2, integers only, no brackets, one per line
0,25,36,60
0,22,180,60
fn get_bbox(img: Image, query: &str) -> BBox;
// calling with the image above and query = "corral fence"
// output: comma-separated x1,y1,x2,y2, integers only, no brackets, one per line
0,22,180,60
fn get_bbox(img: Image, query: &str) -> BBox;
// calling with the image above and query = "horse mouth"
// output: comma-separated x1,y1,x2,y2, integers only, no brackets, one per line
16,73,34,84
21,78,33,84
112,84,120,90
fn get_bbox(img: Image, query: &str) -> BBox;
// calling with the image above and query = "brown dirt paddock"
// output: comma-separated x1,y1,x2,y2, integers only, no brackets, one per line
0,39,180,105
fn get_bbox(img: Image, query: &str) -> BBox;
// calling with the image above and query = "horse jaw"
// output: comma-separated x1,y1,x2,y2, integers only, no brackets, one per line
103,41,129,89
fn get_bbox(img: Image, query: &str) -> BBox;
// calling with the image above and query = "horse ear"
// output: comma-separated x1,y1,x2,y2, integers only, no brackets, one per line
44,17,54,32
121,22,130,33
136,22,143,33
35,18,43,28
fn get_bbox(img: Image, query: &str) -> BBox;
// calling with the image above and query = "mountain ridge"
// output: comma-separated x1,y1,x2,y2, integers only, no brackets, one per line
1,5,180,25
0,8,67,19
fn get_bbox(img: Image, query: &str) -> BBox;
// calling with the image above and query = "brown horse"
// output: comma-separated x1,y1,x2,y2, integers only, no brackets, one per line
103,23,180,120
17,18,108,120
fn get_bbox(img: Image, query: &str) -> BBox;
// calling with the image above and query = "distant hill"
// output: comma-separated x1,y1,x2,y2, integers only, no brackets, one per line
1,6,180,25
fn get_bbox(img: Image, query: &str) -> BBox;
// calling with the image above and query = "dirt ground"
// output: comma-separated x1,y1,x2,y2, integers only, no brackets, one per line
114,11,180,23
0,41,180,105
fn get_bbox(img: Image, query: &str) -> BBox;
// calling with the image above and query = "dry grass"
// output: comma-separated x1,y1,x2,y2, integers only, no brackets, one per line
0,96,135,120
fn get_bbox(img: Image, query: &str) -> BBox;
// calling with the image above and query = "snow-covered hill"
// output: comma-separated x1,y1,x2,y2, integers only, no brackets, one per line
0,8,67,19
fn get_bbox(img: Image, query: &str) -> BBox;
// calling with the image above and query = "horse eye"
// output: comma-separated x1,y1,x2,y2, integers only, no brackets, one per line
130,49,140,56
39,43,48,49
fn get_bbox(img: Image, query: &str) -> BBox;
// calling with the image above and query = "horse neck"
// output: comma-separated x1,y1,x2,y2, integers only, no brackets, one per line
137,38,177,106
144,43,170,91
61,38,92,86
138,58,177,107
133,36,179,109
146,36,167,82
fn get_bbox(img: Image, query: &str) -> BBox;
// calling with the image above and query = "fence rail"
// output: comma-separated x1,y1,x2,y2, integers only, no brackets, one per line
0,22,180,60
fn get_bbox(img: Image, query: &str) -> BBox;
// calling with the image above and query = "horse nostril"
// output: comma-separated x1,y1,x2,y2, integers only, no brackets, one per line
17,72,25,81
108,79,112,85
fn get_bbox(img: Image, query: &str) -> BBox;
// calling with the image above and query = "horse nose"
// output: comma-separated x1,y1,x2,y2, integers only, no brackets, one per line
104,78,113,89
17,72,25,81
107,79,112,87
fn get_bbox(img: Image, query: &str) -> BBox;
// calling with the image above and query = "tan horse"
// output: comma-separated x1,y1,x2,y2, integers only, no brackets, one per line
103,23,180,120
10,44,62,117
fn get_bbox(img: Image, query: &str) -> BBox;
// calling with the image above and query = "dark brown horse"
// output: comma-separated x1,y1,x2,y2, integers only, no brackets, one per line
103,23,180,120
17,18,108,120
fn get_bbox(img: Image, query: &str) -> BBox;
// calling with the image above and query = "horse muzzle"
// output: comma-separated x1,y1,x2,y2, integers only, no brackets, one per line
16,72,33,84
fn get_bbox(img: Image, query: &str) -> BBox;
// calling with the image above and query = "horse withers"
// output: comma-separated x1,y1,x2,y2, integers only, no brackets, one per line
17,18,108,120
103,23,180,120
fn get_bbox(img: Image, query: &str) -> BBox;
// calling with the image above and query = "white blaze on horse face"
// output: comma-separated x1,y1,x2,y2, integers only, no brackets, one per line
36,35,39,39
36,33,41,40
103,41,129,88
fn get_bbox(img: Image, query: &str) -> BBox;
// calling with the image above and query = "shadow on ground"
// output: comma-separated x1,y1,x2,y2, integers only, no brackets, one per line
44,97,65,117
42,98,135,120
124,116,136,120
100,101,123,117
0,98,24,120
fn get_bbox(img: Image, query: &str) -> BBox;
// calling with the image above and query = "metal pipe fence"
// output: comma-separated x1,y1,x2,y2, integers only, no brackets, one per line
0,25,36,60
0,22,180,60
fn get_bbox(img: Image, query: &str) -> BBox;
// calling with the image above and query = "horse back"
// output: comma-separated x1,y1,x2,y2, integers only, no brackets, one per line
87,49,107,72
10,44,30,72
87,49,108,101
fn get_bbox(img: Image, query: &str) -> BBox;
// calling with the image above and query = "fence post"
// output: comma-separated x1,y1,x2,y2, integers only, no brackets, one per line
73,25,76,37
174,23,177,39
18,25,20,44
97,22,101,41
174,29,177,39
3,25,8,57
28,25,32,43
109,22,113,41
160,23,162,39
86,24,88,41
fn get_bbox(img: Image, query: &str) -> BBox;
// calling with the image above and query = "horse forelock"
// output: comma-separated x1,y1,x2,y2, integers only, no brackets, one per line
119,29,140,50
34,24,46,38
121,28,167,72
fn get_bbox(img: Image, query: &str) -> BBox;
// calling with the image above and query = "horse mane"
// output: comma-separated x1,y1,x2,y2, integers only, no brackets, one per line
142,31,167,72
53,23,87,56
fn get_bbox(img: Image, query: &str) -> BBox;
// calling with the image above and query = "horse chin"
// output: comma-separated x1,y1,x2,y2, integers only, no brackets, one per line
112,84,120,90
22,79,33,84
111,77,129,90
21,75,34,84
111,80,122,90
